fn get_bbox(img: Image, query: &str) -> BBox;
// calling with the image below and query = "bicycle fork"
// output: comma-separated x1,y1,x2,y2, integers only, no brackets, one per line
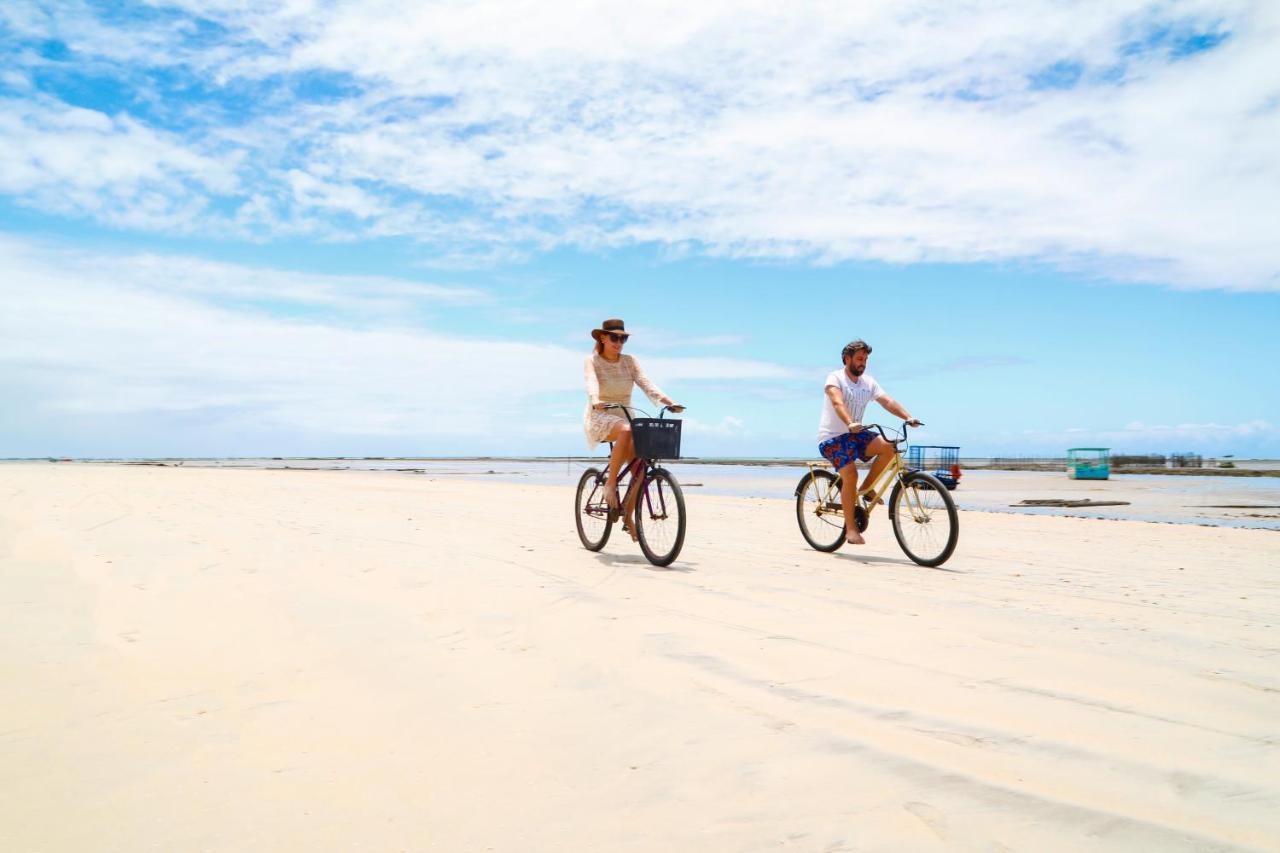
626,460,672,522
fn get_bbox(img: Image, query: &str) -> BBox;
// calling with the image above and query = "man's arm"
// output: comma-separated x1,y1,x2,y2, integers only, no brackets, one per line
877,394,920,426
826,385,861,431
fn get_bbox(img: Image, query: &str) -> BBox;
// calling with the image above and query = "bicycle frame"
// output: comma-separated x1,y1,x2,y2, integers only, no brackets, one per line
595,403,680,519
576,403,689,566
803,425,931,524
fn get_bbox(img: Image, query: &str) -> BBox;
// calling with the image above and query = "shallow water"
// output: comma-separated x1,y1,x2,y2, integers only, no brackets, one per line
99,458,1280,531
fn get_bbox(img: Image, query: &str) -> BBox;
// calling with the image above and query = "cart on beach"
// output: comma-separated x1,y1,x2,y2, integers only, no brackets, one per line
1068,447,1111,480
907,444,961,490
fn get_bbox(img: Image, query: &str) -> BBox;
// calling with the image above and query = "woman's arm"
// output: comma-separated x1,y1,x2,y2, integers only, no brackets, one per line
628,356,676,408
584,355,603,409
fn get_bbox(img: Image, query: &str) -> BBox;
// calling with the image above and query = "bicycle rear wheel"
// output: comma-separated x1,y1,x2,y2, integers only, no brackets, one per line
635,467,686,567
795,469,846,551
575,467,613,551
889,471,959,567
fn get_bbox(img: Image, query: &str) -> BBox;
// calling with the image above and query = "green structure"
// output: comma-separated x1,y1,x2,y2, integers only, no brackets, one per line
1067,447,1111,480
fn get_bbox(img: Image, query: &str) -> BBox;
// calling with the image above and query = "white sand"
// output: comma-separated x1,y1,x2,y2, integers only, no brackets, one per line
1,463,1277,851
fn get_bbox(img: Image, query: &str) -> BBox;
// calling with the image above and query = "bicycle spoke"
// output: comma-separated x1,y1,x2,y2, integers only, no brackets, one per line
642,480,675,549
891,472,959,567
574,467,613,551
636,469,686,566
795,469,845,551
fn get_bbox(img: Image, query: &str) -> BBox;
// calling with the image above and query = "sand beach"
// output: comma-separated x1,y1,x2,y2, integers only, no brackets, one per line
2,462,1277,851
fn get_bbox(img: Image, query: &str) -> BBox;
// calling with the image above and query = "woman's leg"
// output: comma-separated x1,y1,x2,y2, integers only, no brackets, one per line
621,460,643,540
604,422,633,507
604,424,642,540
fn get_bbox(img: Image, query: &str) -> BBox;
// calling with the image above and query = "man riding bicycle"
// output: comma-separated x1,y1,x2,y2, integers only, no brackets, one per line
817,339,921,546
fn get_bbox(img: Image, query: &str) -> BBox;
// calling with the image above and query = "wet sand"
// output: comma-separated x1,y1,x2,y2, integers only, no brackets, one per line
1,463,1277,851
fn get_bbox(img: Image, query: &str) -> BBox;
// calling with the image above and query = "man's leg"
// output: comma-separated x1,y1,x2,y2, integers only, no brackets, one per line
838,462,864,545
860,436,895,503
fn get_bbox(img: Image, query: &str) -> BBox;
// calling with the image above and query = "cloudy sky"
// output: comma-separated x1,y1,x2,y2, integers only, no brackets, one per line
2,0,1278,458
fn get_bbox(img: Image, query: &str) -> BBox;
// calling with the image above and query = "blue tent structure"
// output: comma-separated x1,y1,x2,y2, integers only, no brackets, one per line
1067,447,1111,480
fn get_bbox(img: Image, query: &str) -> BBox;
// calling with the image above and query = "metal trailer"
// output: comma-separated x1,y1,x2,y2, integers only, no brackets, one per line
907,445,962,490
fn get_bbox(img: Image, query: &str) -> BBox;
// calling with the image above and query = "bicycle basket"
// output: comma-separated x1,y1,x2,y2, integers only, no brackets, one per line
631,417,682,460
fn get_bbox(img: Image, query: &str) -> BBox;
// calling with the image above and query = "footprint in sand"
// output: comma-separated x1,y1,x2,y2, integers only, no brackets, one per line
904,801,949,842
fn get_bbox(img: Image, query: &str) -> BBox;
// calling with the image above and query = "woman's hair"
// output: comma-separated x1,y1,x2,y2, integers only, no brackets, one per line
594,339,605,355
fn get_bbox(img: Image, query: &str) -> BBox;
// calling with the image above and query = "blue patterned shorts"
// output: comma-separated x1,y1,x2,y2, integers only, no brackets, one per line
818,430,877,471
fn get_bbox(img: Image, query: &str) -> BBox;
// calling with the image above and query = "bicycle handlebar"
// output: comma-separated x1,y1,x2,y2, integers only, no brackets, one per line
859,421,923,445
600,403,686,421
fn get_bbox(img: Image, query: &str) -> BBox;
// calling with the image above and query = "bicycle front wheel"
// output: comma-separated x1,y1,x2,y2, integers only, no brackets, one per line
889,471,959,567
575,467,613,551
635,467,686,567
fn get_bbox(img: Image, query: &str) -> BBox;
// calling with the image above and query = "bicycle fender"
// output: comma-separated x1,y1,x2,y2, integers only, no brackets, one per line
794,473,813,497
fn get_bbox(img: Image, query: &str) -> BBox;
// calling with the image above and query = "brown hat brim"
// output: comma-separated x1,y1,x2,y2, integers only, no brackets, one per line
592,328,632,341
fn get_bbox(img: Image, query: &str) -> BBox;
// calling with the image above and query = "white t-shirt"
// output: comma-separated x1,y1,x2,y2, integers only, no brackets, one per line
817,369,887,443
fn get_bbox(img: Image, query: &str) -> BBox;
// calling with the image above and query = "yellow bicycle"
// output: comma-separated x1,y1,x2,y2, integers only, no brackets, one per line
794,422,959,566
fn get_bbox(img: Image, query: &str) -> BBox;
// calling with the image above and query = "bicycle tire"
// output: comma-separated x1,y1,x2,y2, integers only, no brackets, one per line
635,467,686,567
795,469,846,552
889,471,959,567
575,467,613,551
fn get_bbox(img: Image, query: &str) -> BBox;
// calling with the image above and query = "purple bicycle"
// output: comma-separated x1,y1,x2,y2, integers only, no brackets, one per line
574,404,687,567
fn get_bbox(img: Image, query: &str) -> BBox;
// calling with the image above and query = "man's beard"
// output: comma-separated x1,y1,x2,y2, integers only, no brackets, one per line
848,364,864,376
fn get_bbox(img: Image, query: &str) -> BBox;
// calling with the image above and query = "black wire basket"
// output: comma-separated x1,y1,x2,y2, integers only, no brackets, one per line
631,417,682,460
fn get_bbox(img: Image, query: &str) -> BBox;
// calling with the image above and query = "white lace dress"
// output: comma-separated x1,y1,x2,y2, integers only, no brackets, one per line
583,353,668,450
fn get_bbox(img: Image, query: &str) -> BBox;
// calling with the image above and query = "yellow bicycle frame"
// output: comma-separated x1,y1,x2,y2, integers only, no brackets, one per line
805,447,931,524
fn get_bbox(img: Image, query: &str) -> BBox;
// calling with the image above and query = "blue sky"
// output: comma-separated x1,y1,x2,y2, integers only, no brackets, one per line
2,1,1278,458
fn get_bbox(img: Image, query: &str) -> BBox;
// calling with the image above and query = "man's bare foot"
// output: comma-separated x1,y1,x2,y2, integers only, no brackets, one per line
846,529,865,545
622,521,639,542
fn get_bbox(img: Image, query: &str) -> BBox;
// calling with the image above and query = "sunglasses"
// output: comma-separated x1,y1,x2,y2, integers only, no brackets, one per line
606,333,627,343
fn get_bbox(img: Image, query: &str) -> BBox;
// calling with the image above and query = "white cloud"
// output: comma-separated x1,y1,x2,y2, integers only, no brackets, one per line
0,96,241,230
2,1,1279,287
1023,419,1278,452
683,415,746,437
1114,419,1276,442
0,235,794,449
0,234,488,316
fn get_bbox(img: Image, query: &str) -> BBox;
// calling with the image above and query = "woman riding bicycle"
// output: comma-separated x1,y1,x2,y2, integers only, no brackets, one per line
583,318,684,538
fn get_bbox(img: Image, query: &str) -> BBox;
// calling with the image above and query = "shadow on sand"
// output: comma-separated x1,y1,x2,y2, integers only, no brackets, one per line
594,553,696,573
832,550,967,573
